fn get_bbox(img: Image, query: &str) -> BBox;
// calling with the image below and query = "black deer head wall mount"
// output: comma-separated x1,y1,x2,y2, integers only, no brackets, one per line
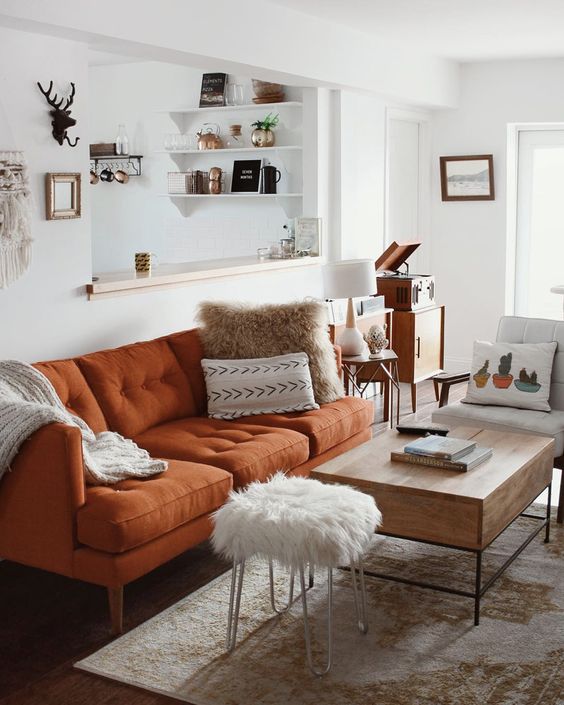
37,80,80,147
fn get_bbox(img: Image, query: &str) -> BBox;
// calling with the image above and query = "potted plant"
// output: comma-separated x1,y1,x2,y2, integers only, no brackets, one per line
251,113,279,147
492,352,513,388
473,359,490,388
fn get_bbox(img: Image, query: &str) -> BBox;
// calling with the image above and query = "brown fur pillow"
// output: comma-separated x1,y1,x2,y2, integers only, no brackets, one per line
197,300,344,405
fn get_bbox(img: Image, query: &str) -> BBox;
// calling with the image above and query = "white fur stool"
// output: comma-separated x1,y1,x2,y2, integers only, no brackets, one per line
212,472,381,676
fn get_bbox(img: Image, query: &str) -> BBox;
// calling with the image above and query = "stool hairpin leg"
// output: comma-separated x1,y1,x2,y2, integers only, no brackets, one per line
299,565,333,676
269,560,295,614
350,559,369,634
226,559,245,652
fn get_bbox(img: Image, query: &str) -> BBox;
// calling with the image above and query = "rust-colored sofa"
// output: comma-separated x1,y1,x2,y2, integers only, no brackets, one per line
0,329,373,633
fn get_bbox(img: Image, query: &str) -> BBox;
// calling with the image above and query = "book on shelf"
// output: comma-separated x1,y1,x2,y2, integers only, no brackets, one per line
391,446,493,472
403,435,476,461
199,73,227,108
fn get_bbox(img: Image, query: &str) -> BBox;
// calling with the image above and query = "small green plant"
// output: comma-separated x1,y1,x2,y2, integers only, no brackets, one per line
251,113,280,130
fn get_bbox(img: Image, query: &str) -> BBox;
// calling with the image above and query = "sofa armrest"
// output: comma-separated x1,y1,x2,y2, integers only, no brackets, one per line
0,423,86,576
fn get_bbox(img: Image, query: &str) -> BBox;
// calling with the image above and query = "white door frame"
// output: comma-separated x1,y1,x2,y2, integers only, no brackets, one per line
506,122,564,315
384,107,431,269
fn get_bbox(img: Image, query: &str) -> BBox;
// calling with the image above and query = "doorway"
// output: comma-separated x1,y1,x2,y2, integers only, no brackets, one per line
515,128,564,319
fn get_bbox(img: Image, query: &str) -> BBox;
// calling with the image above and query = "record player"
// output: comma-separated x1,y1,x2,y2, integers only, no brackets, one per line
375,241,435,311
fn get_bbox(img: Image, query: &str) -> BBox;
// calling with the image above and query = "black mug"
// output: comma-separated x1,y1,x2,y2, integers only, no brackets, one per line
261,165,281,194
100,168,114,183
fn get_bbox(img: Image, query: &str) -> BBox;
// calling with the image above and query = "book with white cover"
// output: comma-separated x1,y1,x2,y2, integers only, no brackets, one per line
403,435,476,461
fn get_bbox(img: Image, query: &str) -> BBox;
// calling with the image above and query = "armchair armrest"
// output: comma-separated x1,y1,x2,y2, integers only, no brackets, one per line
0,423,86,576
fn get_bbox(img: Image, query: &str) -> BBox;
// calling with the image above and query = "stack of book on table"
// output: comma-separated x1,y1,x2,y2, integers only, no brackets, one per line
391,434,493,472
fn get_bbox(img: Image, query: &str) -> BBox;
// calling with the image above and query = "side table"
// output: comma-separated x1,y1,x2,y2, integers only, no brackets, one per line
341,350,400,428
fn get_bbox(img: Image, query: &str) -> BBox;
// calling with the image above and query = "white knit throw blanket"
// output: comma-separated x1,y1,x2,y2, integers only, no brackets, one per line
0,360,167,485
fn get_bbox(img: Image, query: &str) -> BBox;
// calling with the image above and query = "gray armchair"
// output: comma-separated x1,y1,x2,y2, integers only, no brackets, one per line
433,315,564,523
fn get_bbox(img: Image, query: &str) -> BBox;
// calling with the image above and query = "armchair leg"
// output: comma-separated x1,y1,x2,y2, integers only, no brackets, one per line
108,586,124,635
558,471,563,524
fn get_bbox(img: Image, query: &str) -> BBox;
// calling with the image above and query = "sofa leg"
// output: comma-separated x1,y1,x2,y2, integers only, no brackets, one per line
108,586,124,635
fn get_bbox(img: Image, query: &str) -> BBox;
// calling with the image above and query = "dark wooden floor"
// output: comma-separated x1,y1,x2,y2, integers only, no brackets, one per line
0,381,458,705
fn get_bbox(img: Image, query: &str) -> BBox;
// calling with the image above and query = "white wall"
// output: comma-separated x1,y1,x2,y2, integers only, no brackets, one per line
430,59,564,369
336,91,387,261
0,0,459,109
0,26,323,362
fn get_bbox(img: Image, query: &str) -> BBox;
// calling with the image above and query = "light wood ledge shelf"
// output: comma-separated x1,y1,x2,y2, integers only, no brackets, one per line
86,255,322,300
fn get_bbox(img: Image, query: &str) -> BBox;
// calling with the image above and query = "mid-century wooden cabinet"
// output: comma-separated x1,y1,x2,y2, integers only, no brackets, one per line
392,305,445,411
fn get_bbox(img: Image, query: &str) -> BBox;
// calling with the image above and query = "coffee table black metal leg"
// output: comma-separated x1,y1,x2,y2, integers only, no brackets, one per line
545,483,552,543
474,551,482,626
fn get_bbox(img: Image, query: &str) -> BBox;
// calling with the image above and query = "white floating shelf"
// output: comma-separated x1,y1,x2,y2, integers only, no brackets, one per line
159,193,303,199
155,146,302,155
157,101,302,115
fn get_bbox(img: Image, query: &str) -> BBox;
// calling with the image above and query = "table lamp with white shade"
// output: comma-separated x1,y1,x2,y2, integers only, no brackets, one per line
323,259,376,355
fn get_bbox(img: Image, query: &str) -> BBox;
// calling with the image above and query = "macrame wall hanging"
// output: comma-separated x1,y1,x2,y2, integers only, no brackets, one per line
0,151,32,289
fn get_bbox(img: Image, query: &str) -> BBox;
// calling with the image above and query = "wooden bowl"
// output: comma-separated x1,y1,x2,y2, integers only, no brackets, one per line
252,79,284,99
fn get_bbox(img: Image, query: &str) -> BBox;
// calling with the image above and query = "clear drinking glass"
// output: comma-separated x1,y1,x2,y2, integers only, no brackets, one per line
226,83,244,106
163,134,174,151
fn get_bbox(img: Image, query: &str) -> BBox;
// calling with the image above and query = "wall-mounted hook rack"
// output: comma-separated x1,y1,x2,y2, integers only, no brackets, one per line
89,155,143,176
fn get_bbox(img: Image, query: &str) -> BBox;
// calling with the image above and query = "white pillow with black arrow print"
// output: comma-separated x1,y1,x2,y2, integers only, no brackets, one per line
201,352,320,420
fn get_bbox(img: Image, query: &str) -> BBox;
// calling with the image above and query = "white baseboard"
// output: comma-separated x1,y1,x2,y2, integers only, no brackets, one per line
444,356,471,373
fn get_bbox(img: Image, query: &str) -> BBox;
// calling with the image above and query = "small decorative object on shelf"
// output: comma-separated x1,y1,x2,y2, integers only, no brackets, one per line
226,124,245,148
197,123,223,150
90,143,116,157
199,73,227,108
37,80,80,147
251,113,279,147
209,166,223,195
295,217,321,256
364,324,389,359
231,159,262,193
260,164,281,194
279,237,294,258
226,83,244,106
251,79,285,104
134,251,157,274
115,124,129,155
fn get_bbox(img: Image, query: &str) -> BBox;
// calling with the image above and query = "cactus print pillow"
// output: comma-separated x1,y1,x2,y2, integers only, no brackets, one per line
462,340,557,412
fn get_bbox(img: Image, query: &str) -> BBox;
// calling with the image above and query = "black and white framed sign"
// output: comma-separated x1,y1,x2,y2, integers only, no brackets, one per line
199,73,227,108
231,159,262,193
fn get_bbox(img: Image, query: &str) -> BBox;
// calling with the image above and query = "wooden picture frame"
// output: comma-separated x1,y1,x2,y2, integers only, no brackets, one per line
45,172,81,220
440,155,494,201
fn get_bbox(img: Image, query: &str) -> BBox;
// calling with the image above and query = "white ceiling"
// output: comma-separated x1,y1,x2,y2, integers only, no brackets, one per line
269,0,564,62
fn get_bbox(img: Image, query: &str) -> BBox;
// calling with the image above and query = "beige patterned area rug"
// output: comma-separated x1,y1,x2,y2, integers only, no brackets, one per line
76,513,563,705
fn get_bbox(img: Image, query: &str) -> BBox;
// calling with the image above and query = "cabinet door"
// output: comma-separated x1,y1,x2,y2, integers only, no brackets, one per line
414,308,443,380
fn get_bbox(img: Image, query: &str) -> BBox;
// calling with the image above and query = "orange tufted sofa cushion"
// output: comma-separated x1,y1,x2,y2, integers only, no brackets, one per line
34,359,108,433
164,329,209,416
236,396,374,456
77,460,232,553
77,339,197,438
134,417,310,488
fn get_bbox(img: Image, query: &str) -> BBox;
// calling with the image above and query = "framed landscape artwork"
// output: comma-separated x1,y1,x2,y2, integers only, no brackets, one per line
440,155,495,201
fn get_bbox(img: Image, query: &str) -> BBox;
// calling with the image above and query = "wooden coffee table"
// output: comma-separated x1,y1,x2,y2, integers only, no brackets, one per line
311,426,554,625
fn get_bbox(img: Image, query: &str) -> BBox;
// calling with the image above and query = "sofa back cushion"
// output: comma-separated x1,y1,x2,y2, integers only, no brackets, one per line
165,329,208,415
77,339,197,438
34,359,108,433
497,316,564,411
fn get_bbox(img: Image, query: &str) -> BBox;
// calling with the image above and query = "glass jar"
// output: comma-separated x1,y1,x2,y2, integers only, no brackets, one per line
116,124,129,156
280,238,294,258
226,124,245,149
